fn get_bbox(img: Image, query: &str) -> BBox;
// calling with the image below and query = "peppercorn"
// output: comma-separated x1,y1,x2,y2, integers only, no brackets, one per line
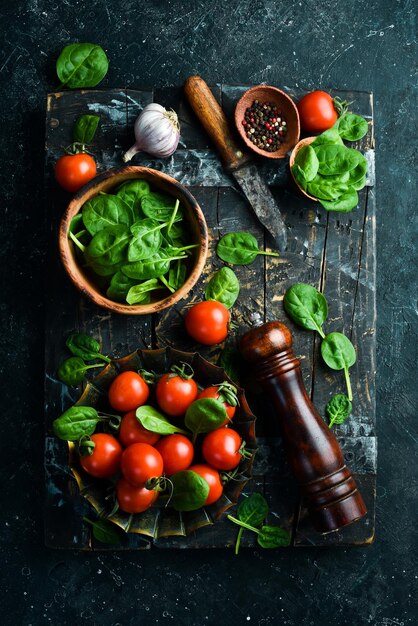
242,99,287,152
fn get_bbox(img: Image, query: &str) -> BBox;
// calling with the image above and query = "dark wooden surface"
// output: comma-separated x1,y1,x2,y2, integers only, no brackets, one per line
44,85,376,549
2,1,417,624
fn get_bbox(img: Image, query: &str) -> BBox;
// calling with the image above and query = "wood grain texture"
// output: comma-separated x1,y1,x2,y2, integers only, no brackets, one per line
44,86,376,550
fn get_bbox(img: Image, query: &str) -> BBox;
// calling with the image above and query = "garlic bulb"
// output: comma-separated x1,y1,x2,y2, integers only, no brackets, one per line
123,103,180,162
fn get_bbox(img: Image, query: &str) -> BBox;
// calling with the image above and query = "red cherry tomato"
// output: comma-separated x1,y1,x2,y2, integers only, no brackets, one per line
189,464,223,505
202,428,243,471
54,153,97,192
297,91,338,134
119,411,160,447
197,384,237,425
121,443,163,487
116,478,159,513
80,433,122,478
185,301,229,346
108,371,149,412
155,435,194,477
156,373,198,417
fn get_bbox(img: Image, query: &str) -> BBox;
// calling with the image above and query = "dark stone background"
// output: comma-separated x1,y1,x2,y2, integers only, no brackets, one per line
0,1,416,624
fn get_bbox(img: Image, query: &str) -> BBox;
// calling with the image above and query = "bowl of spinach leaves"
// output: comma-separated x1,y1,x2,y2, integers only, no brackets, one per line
59,166,208,314
289,113,369,212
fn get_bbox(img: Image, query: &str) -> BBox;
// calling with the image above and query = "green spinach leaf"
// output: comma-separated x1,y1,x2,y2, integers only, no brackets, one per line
217,232,279,265
321,332,356,401
66,333,111,363
57,357,103,386
312,127,344,146
234,493,269,554
128,219,165,262
337,114,368,141
168,260,187,291
135,406,189,435
52,406,99,441
314,144,360,176
56,43,109,88
217,347,241,384
83,517,122,544
307,178,348,201
82,195,135,236
257,525,291,549
294,145,319,182
106,271,137,302
205,267,240,309
86,225,130,266
141,192,183,222
185,398,229,439
116,180,150,214
126,279,161,305
292,164,308,190
283,284,328,337
319,189,359,212
73,115,100,145
325,393,352,428
122,250,186,281
170,470,210,511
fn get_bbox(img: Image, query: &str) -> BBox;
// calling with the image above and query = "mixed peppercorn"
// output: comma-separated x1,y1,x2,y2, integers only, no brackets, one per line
242,100,287,152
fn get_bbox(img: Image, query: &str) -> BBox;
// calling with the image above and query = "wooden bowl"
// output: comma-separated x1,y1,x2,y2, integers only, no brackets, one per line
289,136,318,201
59,166,208,315
235,85,300,159
67,347,257,539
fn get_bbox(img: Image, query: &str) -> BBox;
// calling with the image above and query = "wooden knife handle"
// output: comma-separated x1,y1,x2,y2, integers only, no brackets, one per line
184,75,251,171
240,321,367,534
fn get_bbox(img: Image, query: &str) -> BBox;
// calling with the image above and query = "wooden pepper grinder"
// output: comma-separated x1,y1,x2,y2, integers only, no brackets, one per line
240,319,367,533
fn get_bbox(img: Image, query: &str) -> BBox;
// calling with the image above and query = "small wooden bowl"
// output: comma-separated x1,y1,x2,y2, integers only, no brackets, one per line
59,167,208,315
289,136,318,201
235,85,300,159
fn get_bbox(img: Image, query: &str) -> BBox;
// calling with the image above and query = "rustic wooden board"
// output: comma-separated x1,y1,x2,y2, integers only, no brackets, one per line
44,85,376,549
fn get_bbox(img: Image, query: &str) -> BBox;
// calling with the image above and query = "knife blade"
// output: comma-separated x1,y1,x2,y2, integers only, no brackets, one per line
184,75,288,251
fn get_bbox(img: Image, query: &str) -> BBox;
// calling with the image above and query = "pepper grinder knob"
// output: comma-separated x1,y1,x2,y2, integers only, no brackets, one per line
240,321,367,533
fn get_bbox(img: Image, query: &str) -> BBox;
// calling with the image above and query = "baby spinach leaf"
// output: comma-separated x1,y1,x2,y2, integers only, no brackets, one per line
141,192,183,222
348,154,368,189
185,398,229,438
116,180,150,214
83,517,122,544
106,271,137,302
257,525,291,549
73,115,100,145
205,267,240,310
86,225,130,266
294,145,319,182
321,332,356,401
136,405,189,435
82,195,135,236
52,406,99,441
57,357,103,386
307,178,348,201
217,232,279,265
314,144,360,176
122,250,185,281
170,470,210,512
56,43,109,88
291,164,308,190
66,333,111,363
312,127,344,147
163,221,188,248
234,493,269,554
126,279,161,305
283,284,328,337
128,219,164,262
337,114,368,141
69,214,84,235
325,394,352,428
319,189,359,212
168,260,187,291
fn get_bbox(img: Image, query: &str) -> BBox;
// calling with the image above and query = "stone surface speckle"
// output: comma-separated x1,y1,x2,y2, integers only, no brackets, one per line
0,0,417,624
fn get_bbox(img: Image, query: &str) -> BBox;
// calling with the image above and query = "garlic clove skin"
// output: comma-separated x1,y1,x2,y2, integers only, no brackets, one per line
123,103,180,162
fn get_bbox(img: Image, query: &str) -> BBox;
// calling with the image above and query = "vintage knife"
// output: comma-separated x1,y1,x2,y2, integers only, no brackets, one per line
184,76,288,251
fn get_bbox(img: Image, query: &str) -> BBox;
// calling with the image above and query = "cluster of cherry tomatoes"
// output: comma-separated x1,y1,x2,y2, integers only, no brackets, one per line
79,367,246,515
